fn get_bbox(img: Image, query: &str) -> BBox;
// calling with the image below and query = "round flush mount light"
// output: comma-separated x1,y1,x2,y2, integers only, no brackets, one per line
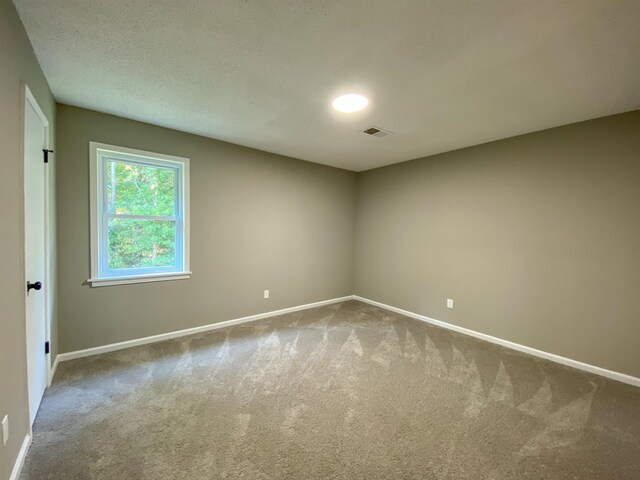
332,94,369,113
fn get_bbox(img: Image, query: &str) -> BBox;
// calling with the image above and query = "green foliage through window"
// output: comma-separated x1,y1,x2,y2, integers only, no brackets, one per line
106,160,175,216
105,159,178,270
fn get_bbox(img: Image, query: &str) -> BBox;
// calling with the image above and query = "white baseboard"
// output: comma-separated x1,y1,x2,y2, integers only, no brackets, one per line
57,296,353,362
51,355,60,381
56,293,639,388
354,295,640,388
9,433,31,480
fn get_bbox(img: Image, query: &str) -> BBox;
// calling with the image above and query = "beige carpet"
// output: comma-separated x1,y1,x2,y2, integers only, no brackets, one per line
21,300,640,479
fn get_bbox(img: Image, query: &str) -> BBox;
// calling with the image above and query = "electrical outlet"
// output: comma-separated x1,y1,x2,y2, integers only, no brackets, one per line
264,290,270,299
447,298,454,309
2,415,8,446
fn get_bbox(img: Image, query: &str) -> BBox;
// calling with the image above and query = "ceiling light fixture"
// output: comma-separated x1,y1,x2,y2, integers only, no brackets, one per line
332,94,369,113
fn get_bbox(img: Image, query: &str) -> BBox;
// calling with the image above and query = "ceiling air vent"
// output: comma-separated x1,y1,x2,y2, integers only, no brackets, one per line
362,126,392,138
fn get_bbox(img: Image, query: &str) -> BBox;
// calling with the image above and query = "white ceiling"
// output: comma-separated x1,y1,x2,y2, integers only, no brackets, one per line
14,0,640,171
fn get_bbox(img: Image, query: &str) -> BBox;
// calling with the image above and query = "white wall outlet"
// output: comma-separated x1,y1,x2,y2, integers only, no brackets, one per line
264,289,270,299
2,415,8,446
447,298,454,309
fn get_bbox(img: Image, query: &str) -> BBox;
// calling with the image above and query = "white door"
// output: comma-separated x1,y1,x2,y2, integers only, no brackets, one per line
24,89,48,425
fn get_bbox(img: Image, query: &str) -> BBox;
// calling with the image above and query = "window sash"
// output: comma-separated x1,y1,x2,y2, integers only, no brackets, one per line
104,213,177,221
100,215,182,277
104,157,178,216
96,148,186,279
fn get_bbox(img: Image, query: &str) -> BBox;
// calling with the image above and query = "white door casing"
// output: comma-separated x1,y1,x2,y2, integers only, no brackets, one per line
23,85,50,426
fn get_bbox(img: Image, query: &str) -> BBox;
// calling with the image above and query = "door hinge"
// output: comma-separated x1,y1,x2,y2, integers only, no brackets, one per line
43,149,54,163
45,341,50,355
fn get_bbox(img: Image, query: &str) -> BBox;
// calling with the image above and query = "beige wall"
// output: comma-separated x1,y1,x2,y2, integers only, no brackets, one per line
57,107,640,378
355,111,640,378
0,0,57,478
56,105,356,353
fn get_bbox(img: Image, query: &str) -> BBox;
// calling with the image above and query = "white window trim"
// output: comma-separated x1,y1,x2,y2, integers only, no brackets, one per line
88,142,191,287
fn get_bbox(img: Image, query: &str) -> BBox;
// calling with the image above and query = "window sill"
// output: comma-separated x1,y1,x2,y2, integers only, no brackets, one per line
88,271,192,287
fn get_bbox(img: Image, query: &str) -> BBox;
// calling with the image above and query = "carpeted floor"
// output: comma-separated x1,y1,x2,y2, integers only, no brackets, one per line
21,300,640,479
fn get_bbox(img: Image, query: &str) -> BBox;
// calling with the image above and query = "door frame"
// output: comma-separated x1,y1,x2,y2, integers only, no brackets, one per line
21,84,52,430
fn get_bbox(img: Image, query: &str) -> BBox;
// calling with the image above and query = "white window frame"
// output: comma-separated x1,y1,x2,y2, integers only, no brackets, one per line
88,142,191,287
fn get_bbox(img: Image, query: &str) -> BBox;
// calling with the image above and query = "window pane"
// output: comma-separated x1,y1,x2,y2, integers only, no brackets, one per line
106,160,176,216
108,218,176,270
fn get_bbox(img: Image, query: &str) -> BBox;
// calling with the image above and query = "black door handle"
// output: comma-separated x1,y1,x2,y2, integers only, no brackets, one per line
27,281,42,292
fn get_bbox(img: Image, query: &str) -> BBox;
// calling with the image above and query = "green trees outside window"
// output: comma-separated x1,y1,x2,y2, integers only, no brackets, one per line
106,160,177,270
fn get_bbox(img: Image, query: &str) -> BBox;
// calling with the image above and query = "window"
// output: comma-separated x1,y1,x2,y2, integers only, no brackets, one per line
89,142,190,286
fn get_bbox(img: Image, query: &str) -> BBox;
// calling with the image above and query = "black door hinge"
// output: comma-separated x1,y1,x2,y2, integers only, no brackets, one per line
43,149,54,163
45,341,50,355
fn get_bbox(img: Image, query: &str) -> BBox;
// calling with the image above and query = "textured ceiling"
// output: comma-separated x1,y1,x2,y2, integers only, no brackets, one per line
14,0,640,171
